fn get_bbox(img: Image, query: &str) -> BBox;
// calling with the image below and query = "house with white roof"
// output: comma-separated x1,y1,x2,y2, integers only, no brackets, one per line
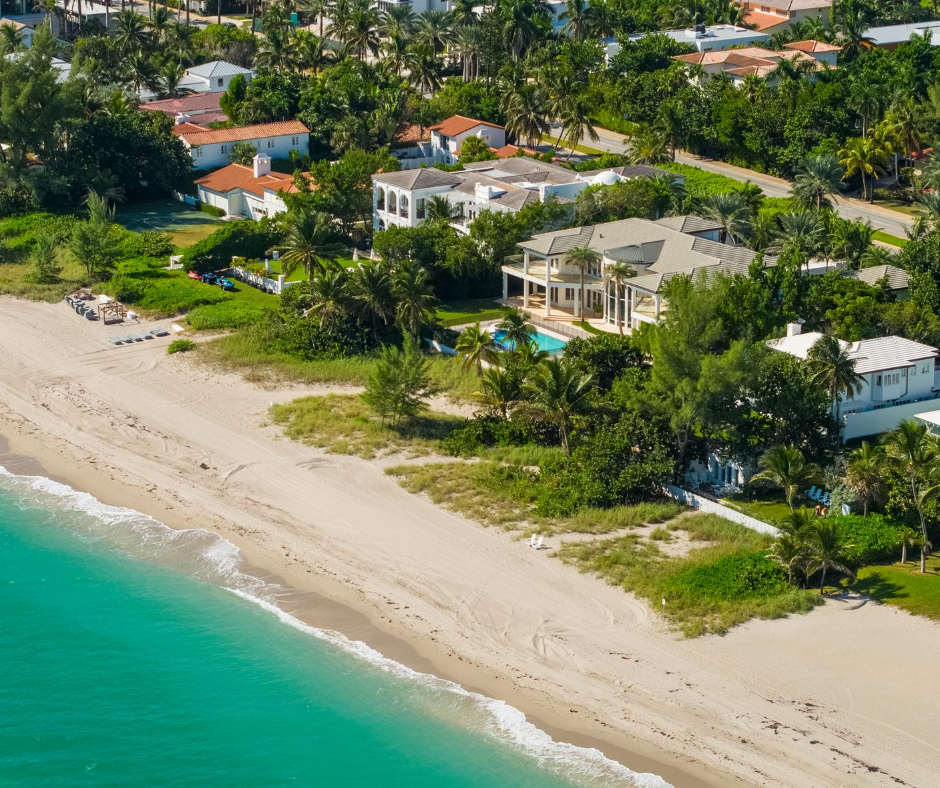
194,154,298,219
371,157,675,233
502,215,757,321
182,60,254,93
768,322,940,441
606,25,771,61
863,20,940,49
173,119,309,169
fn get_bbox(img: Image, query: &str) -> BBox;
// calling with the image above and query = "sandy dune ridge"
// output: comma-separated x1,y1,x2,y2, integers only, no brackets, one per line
1,296,938,787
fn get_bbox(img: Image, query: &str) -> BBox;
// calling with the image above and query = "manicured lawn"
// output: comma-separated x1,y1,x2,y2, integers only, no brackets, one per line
872,198,918,217
853,555,940,622
873,231,907,248
723,492,797,525
436,298,507,327
573,320,602,335
116,199,223,248
263,257,355,277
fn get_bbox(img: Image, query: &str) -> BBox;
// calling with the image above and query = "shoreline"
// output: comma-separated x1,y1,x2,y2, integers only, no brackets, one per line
1,296,937,788
0,429,719,788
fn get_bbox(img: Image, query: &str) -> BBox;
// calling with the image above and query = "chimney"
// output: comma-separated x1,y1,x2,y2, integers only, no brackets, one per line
253,152,271,178
786,321,803,337
174,113,191,126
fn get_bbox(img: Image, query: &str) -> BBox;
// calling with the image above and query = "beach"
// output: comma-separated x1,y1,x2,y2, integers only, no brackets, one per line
1,296,939,787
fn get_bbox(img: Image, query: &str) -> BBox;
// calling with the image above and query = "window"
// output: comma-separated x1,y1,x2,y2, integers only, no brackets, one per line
291,137,298,145
267,140,275,149
194,146,202,158
400,194,410,219
912,365,917,376
925,363,931,374
220,145,227,154
564,288,575,301
376,188,385,211
217,77,224,87
416,198,426,220
388,191,397,214
876,375,882,386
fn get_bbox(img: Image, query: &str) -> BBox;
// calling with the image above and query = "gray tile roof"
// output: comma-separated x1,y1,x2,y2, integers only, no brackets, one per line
463,157,581,185
187,60,254,79
852,264,910,290
848,336,937,374
372,168,463,189
518,217,769,293
655,215,725,235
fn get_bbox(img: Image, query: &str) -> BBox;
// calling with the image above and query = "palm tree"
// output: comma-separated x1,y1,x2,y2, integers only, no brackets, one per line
792,154,844,210
415,9,452,53
424,195,459,222
453,24,484,81
839,135,888,203
698,191,751,245
381,32,410,77
502,82,549,148
114,9,150,55
160,61,184,98
379,3,417,37
807,521,854,594
835,0,873,58
771,211,826,271
915,191,940,229
919,155,940,192
502,0,550,60
626,123,669,165
407,43,443,95
897,526,920,565
393,260,437,338
350,260,394,340
455,323,500,375
883,419,940,573
300,0,331,36
331,0,379,60
301,266,351,330
560,97,599,162
256,25,294,71
604,260,634,334
859,244,895,269
749,444,823,511
560,0,590,42
279,210,345,280
768,533,810,586
0,21,21,53
520,358,594,454
496,309,535,348
294,30,332,73
844,441,886,516
564,246,600,319
806,333,865,441
476,366,522,419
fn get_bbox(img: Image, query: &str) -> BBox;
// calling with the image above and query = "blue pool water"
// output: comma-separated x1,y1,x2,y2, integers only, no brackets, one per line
0,465,667,788
494,329,568,354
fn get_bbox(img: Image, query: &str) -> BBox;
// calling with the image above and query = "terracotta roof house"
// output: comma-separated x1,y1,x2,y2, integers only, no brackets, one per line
195,154,301,220
673,43,836,83
175,120,310,169
428,115,506,164
737,0,832,32
139,93,227,126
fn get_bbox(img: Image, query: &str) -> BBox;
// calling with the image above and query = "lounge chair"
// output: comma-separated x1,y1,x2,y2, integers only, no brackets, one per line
805,486,818,499
532,535,544,550
150,327,170,337
811,488,824,502
140,331,154,340
822,493,832,506
526,534,537,547
107,337,122,346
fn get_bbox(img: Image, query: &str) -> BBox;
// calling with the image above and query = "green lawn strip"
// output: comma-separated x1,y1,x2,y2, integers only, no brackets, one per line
722,493,795,525
873,231,907,248
271,393,464,459
573,320,602,335
115,199,223,248
853,556,940,622
436,298,508,327
871,198,918,217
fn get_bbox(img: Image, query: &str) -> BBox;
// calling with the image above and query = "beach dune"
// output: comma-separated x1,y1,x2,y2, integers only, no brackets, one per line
1,296,938,788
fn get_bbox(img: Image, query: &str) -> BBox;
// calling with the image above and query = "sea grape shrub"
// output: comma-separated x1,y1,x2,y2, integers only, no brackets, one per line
122,230,175,258
441,415,558,457
563,334,646,391
180,219,281,273
665,552,788,602
829,514,905,568
267,315,374,361
187,302,266,330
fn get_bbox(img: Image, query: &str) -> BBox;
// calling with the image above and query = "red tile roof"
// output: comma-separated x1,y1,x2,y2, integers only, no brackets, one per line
139,93,222,115
428,115,504,137
490,144,539,158
175,120,309,147
743,10,789,30
194,163,300,198
784,39,842,53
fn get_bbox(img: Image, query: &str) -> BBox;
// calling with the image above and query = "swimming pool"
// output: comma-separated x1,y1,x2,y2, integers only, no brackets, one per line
493,329,568,354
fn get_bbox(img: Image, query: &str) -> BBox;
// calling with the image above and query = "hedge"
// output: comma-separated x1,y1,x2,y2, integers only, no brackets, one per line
179,219,281,273
665,551,789,601
657,163,757,199
829,514,905,568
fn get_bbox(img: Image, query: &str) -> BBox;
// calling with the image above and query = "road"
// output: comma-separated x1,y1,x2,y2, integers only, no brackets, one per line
572,124,914,239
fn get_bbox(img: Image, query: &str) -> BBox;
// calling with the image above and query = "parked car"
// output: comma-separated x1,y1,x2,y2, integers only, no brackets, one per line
218,278,235,291
187,270,201,280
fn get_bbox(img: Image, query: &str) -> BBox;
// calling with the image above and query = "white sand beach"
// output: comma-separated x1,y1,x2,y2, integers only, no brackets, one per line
1,296,938,787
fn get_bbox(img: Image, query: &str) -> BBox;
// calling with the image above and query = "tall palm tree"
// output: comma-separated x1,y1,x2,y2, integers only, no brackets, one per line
495,308,536,348
331,0,378,60
114,9,150,54
806,333,865,441
883,420,940,573
453,23,484,81
838,135,888,203
626,123,669,165
564,246,600,319
455,323,500,375
379,3,417,37
698,191,751,245
381,32,410,77
350,259,394,339
476,366,522,419
560,0,590,42
844,441,886,516
393,259,437,338
807,521,854,594
560,96,599,162
256,24,294,71
792,154,844,210
749,444,822,511
834,0,873,58
407,42,443,94
279,210,345,280
160,61,184,98
301,266,351,330
520,358,594,454
771,211,826,271
300,0,331,36
604,260,634,334
502,82,549,148
294,30,332,73
415,9,452,53
915,191,940,229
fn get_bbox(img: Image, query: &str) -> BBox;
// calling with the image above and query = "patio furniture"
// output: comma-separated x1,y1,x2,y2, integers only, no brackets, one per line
530,535,544,550
526,534,537,547
150,327,170,337
805,486,818,499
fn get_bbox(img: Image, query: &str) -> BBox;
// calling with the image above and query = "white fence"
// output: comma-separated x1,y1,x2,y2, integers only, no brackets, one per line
230,266,301,296
665,485,779,536
172,191,199,207
843,398,940,442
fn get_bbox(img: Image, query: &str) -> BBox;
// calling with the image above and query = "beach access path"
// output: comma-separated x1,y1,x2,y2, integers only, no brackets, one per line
0,296,937,788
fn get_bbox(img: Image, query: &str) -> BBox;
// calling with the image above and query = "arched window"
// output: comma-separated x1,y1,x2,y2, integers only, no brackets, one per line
400,194,410,219
376,187,385,211
388,191,397,214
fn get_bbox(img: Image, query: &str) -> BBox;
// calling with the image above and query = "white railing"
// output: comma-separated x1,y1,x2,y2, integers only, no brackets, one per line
665,485,779,536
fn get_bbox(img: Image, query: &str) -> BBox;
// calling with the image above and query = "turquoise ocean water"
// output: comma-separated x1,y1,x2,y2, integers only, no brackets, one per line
0,466,668,788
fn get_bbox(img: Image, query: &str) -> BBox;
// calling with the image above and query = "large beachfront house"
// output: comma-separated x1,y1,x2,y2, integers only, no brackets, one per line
174,120,309,169
372,158,674,233
194,154,297,219
672,41,839,86
501,216,754,322
768,323,940,441
736,0,832,33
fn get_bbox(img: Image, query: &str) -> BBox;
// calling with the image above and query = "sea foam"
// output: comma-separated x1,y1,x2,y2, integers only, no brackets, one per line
0,465,672,788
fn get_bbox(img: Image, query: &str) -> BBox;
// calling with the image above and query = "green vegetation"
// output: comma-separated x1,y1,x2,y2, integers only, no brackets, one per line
724,494,795,526
116,200,223,248
436,299,507,327
873,231,907,248
186,300,267,330
271,394,463,459
853,557,940,621
167,339,196,354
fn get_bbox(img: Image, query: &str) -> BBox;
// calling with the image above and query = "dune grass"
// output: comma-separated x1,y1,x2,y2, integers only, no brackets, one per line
561,501,686,534
853,556,940,622
0,256,85,302
559,514,822,636
271,394,464,459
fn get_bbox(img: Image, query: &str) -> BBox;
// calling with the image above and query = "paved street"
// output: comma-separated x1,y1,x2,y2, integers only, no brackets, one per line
569,123,914,239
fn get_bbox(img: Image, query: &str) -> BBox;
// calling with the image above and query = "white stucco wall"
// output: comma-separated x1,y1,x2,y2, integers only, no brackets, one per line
843,398,940,442
189,132,309,169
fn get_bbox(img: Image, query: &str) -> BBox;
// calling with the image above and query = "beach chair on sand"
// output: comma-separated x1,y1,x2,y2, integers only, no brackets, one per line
107,337,122,346
531,535,544,550
526,534,537,547
150,326,170,337
805,486,818,500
